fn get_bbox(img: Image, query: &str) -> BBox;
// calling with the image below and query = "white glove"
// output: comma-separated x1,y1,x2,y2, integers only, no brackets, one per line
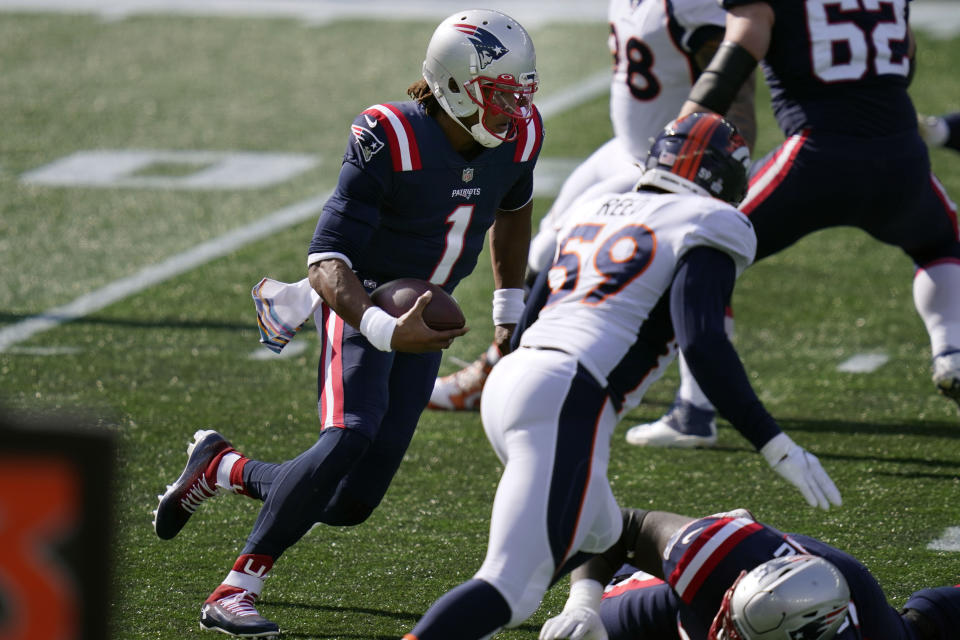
539,579,608,640
539,607,607,640
761,433,842,510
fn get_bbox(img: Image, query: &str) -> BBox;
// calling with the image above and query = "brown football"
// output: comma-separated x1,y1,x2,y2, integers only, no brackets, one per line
370,278,466,331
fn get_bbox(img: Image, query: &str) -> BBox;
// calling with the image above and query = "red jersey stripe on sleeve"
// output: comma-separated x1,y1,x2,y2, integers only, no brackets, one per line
514,106,544,163
363,104,423,172
669,517,763,604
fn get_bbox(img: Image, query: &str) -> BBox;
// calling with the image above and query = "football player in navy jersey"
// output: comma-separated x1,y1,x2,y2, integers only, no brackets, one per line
151,9,542,637
403,114,839,640
920,112,960,154
541,507,960,640
631,0,960,446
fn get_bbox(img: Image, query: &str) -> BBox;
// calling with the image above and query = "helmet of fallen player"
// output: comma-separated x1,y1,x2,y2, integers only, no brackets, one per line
709,554,850,640
635,112,751,204
422,9,538,148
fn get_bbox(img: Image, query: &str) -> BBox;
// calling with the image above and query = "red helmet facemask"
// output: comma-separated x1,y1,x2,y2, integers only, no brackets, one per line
708,571,748,640
465,73,537,142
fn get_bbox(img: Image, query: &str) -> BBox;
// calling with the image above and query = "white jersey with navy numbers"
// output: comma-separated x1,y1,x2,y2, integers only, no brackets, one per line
609,0,727,159
520,190,755,408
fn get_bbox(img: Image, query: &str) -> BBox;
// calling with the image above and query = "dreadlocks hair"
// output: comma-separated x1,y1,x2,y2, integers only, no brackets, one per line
407,78,441,117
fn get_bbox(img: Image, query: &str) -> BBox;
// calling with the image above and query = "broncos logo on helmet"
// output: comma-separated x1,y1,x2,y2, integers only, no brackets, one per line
453,23,510,69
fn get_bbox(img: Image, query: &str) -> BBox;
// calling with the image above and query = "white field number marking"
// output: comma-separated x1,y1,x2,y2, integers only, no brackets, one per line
928,527,960,551
836,353,889,373
22,150,318,190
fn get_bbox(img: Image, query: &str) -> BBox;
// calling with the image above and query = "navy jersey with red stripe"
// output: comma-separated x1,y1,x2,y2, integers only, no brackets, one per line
309,100,544,292
723,0,915,137
600,519,958,640
661,515,915,640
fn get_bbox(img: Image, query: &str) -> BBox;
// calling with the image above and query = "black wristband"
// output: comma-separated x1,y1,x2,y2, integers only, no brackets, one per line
688,41,758,114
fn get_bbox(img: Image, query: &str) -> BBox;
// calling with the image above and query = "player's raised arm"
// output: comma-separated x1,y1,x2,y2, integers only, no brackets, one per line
690,28,758,152
679,2,773,119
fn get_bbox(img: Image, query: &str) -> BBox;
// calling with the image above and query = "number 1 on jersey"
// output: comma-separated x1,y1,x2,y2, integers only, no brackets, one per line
429,205,474,286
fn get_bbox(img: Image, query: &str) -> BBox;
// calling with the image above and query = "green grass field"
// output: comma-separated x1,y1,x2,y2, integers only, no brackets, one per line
1,7,959,640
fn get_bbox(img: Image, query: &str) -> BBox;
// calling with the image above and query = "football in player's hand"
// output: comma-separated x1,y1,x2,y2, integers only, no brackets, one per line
370,278,466,331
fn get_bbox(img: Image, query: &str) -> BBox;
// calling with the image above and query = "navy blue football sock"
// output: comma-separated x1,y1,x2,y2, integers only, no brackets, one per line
668,400,717,437
407,579,511,640
242,460,281,501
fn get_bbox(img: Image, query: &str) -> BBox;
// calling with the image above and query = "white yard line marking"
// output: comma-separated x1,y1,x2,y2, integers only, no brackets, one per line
249,340,308,360
0,0,609,27
0,74,609,354
1,0,955,36
836,353,890,373
0,193,329,352
927,527,960,551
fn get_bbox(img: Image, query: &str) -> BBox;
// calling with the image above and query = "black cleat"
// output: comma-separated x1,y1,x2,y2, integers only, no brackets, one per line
153,429,233,540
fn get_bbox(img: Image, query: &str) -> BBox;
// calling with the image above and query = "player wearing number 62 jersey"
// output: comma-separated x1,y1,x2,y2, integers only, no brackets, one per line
403,114,838,640
637,0,960,444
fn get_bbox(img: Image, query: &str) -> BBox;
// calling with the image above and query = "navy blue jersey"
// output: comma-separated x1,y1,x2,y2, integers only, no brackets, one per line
661,515,914,640
723,0,915,137
309,100,543,292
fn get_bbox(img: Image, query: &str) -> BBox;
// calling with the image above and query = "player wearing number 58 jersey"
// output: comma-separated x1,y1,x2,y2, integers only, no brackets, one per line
403,114,838,640
644,0,960,441
152,9,541,638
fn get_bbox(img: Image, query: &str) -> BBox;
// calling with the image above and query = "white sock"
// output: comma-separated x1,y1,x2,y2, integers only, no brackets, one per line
913,261,960,357
921,116,951,147
216,452,242,493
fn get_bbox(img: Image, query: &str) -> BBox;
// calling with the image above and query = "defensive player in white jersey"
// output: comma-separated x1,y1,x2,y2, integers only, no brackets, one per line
429,0,757,413
402,114,839,640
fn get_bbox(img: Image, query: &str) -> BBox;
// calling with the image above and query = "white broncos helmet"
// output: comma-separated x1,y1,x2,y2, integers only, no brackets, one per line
710,555,851,640
422,9,538,148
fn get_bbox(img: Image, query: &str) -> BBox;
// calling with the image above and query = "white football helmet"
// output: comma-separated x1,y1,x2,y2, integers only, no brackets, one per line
710,555,850,640
422,9,538,147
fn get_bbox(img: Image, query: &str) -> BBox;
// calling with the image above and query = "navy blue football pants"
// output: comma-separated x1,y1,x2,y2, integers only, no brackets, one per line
743,128,960,265
241,304,441,558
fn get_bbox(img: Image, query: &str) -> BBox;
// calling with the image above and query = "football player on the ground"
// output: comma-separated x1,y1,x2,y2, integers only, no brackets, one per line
402,114,839,640
151,9,542,637
541,507,960,640
428,0,757,419
919,111,960,153
630,0,960,446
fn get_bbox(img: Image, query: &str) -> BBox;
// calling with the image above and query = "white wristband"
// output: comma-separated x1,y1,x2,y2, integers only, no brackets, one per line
360,306,397,352
492,288,525,326
760,432,792,465
563,578,604,612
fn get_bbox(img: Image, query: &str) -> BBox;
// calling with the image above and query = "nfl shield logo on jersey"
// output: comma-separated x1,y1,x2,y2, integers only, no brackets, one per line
462,167,474,183
351,124,385,162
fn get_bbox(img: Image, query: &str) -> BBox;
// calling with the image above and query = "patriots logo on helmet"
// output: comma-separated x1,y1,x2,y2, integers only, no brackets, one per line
788,620,833,640
351,124,384,162
453,23,509,69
